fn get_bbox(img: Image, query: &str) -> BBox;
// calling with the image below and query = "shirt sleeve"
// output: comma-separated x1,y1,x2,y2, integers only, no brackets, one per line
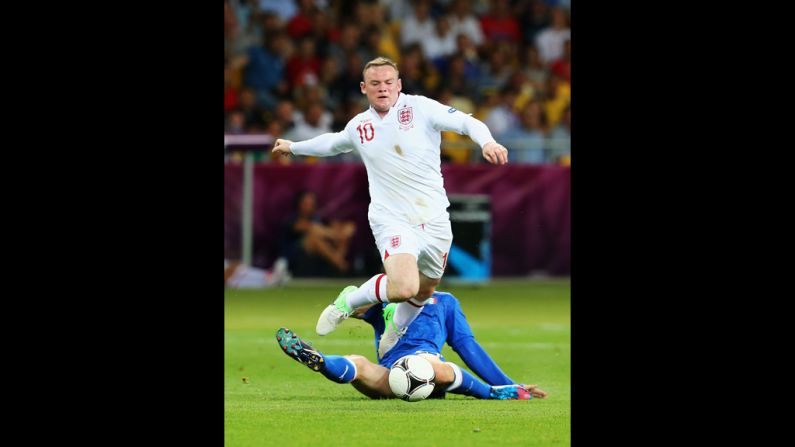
290,128,355,157
418,96,496,148
445,296,515,386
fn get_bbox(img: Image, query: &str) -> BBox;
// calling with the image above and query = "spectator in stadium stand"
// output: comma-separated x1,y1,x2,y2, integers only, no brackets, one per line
496,100,548,164
225,110,245,135
517,0,551,47
327,23,366,77
286,37,322,89
329,52,367,107
484,86,520,138
242,30,290,109
224,63,240,113
447,0,485,48
522,45,550,91
257,0,297,23
443,52,480,99
286,0,316,39
397,44,431,96
274,99,298,135
550,39,571,84
479,0,521,44
421,15,457,63
238,87,267,131
400,0,436,48
548,104,571,165
542,73,570,129
476,43,514,98
534,6,570,65
284,102,333,142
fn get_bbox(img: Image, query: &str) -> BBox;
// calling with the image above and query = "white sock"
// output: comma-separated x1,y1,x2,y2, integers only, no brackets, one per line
445,362,464,391
392,297,432,330
345,273,389,309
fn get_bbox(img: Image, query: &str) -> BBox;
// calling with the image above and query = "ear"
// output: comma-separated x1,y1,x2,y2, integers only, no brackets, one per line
360,81,366,95
397,78,402,93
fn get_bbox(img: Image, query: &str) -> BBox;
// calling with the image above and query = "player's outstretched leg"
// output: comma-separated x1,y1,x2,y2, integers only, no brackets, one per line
276,327,358,384
443,362,532,400
316,285,358,335
489,384,533,400
276,327,325,371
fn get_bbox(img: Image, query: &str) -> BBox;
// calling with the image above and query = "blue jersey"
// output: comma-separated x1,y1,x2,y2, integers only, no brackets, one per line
361,291,515,386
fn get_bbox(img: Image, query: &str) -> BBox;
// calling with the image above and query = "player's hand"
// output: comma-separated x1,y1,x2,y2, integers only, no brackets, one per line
522,384,548,399
272,139,294,156
482,142,508,165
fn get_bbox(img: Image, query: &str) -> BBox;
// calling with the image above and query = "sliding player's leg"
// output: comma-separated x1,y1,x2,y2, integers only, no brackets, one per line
346,355,393,399
348,354,459,400
419,354,531,400
276,327,356,383
277,328,404,400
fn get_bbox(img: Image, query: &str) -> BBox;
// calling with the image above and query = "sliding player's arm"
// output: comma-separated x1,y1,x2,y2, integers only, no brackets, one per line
444,297,516,386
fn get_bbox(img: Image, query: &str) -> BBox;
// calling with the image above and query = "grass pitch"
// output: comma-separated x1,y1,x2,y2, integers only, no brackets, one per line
225,279,570,446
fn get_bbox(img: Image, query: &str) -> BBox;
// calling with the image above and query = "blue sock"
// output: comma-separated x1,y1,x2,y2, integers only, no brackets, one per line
319,355,357,384
446,363,491,399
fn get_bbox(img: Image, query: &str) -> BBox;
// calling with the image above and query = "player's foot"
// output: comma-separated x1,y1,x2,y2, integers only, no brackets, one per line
276,327,325,372
489,384,533,400
316,285,357,335
378,305,407,358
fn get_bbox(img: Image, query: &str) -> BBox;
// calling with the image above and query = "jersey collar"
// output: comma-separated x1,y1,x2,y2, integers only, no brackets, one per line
369,92,405,121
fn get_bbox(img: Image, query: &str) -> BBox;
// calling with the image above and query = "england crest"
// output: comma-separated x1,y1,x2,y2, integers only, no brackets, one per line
398,106,413,125
390,235,401,248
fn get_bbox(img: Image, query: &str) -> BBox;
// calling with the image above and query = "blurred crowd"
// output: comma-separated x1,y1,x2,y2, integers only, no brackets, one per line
224,0,571,165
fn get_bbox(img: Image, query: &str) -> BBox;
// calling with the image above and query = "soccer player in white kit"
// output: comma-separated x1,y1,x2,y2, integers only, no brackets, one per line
272,57,508,358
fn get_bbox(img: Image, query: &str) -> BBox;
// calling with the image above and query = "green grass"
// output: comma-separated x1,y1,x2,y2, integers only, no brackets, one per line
225,279,570,446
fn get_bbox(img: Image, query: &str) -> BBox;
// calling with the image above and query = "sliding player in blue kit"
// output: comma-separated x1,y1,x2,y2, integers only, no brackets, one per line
276,291,548,400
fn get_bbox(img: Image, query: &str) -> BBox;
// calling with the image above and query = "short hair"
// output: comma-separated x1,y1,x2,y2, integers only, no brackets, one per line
362,57,399,80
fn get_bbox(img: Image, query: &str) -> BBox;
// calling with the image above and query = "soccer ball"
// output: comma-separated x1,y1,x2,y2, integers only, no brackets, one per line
388,355,436,402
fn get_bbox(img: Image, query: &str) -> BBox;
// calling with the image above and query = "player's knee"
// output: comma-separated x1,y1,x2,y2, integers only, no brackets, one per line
345,355,368,376
386,274,419,300
346,355,367,367
434,362,455,386
392,283,419,301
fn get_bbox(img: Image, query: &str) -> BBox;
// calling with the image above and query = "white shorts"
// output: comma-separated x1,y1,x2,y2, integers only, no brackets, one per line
370,212,453,279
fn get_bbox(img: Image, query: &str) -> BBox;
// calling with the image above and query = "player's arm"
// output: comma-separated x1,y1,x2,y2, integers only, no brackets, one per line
419,96,508,165
445,298,516,386
272,129,354,158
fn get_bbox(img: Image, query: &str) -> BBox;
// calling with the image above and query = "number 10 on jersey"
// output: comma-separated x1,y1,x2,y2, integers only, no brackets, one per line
356,123,375,143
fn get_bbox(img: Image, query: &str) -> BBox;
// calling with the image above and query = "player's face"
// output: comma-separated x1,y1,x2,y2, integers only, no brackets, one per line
360,66,402,113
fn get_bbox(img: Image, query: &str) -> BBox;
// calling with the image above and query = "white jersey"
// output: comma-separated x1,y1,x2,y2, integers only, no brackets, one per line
291,93,496,225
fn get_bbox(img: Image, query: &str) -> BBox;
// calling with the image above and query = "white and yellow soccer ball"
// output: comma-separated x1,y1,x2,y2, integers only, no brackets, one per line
388,355,436,402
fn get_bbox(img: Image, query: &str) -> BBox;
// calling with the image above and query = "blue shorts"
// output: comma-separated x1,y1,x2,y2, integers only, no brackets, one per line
379,348,446,368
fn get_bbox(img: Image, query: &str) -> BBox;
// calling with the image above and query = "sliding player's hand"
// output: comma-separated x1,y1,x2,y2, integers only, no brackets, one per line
482,142,508,165
272,139,294,156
